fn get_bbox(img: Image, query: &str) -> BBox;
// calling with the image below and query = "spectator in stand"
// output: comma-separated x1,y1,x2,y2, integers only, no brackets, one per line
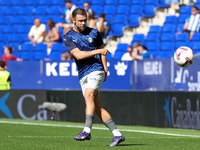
0,61,11,90
83,2,97,20
121,42,141,61
165,0,178,15
96,13,111,38
61,53,73,61
132,45,150,60
28,18,46,47
56,0,76,34
183,6,200,40
0,46,22,67
45,19,62,55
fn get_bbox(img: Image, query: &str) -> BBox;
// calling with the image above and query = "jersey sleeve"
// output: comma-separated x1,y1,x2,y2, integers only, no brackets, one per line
63,36,78,53
96,30,103,48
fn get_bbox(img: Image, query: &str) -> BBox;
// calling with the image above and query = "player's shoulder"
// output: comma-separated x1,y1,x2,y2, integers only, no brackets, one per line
84,27,99,35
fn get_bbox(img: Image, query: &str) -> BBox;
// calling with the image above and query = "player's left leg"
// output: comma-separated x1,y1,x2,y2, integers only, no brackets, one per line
94,94,125,146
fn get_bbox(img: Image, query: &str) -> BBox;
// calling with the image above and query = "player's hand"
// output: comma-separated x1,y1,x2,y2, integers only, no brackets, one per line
103,71,107,82
100,49,110,55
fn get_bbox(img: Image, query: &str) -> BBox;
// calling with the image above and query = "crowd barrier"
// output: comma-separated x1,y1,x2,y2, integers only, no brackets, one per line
0,90,199,130
7,57,200,91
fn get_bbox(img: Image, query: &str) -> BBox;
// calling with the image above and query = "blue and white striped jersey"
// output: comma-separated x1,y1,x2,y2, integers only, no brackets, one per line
186,14,200,32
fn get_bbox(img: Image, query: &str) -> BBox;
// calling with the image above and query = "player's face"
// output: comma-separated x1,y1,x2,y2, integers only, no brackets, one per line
83,3,90,11
34,19,41,27
73,15,87,32
137,46,143,54
4,47,10,55
127,47,132,53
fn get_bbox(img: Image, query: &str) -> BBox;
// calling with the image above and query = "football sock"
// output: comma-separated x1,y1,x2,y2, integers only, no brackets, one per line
84,115,94,133
104,118,122,136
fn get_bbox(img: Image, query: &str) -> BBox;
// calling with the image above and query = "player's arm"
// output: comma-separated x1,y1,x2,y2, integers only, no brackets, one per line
70,47,109,60
132,53,143,60
183,22,189,30
98,45,108,82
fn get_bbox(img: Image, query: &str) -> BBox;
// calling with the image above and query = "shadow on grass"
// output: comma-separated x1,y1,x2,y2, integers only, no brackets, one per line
118,144,149,146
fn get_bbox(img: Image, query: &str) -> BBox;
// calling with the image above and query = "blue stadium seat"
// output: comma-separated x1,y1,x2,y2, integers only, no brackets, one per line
130,5,143,16
77,0,90,5
117,5,129,15
2,26,14,34
91,5,103,17
160,33,174,42
22,34,30,43
162,24,176,33
128,15,140,27
116,43,129,51
154,52,173,58
164,15,177,24
37,0,49,6
34,43,47,51
112,24,124,37
175,42,190,49
11,0,24,6
0,17,10,25
196,4,200,10
0,43,4,50
54,17,65,24
20,51,33,60
106,15,113,26
10,16,25,25
180,6,192,14
132,34,145,44
196,0,200,3
21,43,33,51
0,35,7,44
0,8,4,16
25,16,36,25
106,53,112,60
145,42,160,51
8,35,22,44
146,33,159,42
16,25,29,34
24,0,37,6
34,51,47,60
178,14,189,23
104,0,118,5
143,5,155,18
131,0,144,5
47,6,61,15
0,0,11,6
175,33,189,42
160,42,174,51
176,23,184,32
4,7,17,16
113,51,126,59
158,0,170,8
149,25,162,33
118,0,131,5
91,0,104,5
145,0,158,6
190,33,200,41
32,6,47,16
17,7,31,16
113,15,127,26
103,5,116,15
51,43,63,51
48,51,61,60
51,0,63,6
190,42,200,51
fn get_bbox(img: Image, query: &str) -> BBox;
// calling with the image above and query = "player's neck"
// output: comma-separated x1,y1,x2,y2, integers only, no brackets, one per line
73,27,82,34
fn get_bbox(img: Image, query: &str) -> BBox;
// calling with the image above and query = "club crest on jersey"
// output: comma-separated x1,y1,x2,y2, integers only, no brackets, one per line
88,37,93,43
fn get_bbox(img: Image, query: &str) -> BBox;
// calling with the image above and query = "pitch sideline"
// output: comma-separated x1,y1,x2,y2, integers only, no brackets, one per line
0,120,199,138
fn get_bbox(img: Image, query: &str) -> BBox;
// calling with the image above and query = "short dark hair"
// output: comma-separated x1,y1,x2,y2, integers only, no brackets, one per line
47,19,55,29
65,0,72,3
0,61,5,68
6,46,13,54
100,13,105,18
193,6,199,11
142,45,148,50
72,8,87,18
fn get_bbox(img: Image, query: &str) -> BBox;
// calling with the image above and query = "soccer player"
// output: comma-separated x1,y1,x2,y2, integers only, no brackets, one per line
63,8,125,146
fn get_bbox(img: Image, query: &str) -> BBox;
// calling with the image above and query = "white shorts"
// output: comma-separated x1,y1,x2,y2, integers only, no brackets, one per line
80,71,105,96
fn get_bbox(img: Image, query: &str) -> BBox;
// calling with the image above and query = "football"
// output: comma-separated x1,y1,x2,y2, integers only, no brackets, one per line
174,46,194,67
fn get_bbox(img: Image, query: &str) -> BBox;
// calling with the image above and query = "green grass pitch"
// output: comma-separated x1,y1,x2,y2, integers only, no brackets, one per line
0,118,200,150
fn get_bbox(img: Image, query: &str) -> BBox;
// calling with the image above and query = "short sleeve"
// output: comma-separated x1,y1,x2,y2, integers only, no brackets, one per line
40,24,46,32
28,26,34,36
141,52,150,59
96,31,103,48
63,36,78,53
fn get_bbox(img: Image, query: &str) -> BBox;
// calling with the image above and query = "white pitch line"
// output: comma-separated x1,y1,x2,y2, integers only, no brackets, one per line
0,121,200,138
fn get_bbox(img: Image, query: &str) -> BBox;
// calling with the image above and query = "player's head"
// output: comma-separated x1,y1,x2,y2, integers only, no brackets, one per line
83,2,90,11
34,18,41,27
4,46,13,55
65,0,73,9
127,46,133,54
0,61,5,69
72,8,87,32
192,6,199,16
47,19,55,29
137,45,148,55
